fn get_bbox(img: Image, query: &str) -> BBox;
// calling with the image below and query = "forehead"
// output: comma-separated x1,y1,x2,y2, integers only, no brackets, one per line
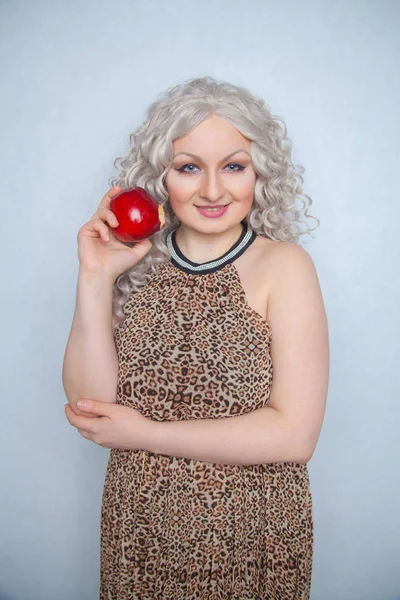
172,115,250,156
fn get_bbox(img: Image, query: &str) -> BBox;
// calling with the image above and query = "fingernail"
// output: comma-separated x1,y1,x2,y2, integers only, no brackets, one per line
77,400,87,409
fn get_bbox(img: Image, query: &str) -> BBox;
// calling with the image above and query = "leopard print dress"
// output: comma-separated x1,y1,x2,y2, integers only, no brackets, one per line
100,221,313,599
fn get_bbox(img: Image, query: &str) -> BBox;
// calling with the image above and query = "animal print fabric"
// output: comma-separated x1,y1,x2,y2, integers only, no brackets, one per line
100,260,313,599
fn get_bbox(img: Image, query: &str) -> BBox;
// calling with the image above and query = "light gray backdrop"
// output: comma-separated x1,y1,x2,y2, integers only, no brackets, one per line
1,1,399,599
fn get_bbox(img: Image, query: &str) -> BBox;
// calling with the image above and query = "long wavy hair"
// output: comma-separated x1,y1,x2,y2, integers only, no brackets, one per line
108,75,319,327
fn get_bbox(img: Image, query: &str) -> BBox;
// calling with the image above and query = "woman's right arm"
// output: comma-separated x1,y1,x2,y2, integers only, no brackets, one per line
62,268,118,415
62,185,153,417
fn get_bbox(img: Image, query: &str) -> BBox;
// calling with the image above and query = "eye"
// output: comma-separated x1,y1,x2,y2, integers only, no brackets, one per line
224,163,246,172
176,163,199,173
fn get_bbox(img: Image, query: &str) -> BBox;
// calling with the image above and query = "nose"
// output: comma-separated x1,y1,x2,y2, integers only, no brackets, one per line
198,169,225,203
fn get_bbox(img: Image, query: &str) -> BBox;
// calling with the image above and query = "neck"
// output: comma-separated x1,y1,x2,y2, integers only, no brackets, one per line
174,222,245,264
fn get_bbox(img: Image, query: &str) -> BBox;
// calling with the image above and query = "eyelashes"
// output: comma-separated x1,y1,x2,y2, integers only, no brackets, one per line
176,162,246,174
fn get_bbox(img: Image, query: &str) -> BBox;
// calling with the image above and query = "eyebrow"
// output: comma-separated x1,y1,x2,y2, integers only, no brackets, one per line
172,149,250,161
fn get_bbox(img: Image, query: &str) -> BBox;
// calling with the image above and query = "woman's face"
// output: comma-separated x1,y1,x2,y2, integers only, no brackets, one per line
165,115,256,233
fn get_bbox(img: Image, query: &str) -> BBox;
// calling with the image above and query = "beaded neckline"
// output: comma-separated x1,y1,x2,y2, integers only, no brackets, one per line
166,220,257,275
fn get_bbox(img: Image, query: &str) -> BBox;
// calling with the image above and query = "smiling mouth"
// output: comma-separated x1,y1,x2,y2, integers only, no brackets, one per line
195,203,230,208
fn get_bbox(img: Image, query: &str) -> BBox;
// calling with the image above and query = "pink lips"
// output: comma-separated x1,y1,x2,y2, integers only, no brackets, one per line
195,204,230,218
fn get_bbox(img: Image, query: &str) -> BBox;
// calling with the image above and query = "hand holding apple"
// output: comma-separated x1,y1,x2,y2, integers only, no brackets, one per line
77,186,156,280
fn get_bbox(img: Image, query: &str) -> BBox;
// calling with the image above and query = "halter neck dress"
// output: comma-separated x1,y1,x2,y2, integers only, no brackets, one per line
100,220,313,600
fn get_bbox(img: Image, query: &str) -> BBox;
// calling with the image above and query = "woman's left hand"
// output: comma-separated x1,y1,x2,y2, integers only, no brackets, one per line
64,399,154,450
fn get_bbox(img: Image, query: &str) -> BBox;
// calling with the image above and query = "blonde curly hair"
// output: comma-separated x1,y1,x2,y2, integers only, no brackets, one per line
108,75,319,327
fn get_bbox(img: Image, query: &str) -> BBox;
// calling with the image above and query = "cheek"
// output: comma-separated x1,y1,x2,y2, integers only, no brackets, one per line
232,172,256,198
165,172,195,199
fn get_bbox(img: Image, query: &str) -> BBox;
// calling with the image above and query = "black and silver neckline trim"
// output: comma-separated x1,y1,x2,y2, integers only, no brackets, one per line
166,219,257,275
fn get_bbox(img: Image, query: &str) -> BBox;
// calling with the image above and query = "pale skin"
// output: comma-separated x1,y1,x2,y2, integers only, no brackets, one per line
65,115,329,466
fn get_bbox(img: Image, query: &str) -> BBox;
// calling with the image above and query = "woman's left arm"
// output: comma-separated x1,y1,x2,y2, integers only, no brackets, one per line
150,243,330,466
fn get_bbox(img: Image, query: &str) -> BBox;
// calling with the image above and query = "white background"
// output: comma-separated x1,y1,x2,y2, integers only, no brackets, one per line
1,1,399,598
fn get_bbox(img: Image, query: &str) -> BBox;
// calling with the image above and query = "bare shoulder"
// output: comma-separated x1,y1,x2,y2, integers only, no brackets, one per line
235,237,320,324
250,237,318,292
261,239,316,274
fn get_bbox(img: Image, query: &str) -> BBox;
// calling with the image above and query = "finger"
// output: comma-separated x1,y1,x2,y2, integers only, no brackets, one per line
65,404,97,430
64,403,100,419
78,218,109,242
90,208,119,228
76,398,113,417
99,208,119,228
90,218,110,242
129,237,153,259
65,404,82,426
77,429,90,439
98,185,122,211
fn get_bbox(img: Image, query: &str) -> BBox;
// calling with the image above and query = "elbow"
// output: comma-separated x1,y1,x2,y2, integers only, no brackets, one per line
286,431,316,464
297,438,317,464
277,443,313,465
297,449,313,464
288,448,312,464
288,419,320,464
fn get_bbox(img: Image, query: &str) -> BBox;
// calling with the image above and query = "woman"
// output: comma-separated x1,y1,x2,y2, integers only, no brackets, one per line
63,75,329,599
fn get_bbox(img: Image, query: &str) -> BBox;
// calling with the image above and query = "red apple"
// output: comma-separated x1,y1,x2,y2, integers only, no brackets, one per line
109,187,165,242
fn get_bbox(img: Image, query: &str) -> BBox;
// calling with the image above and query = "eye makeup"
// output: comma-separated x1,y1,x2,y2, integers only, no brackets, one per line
175,162,247,174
